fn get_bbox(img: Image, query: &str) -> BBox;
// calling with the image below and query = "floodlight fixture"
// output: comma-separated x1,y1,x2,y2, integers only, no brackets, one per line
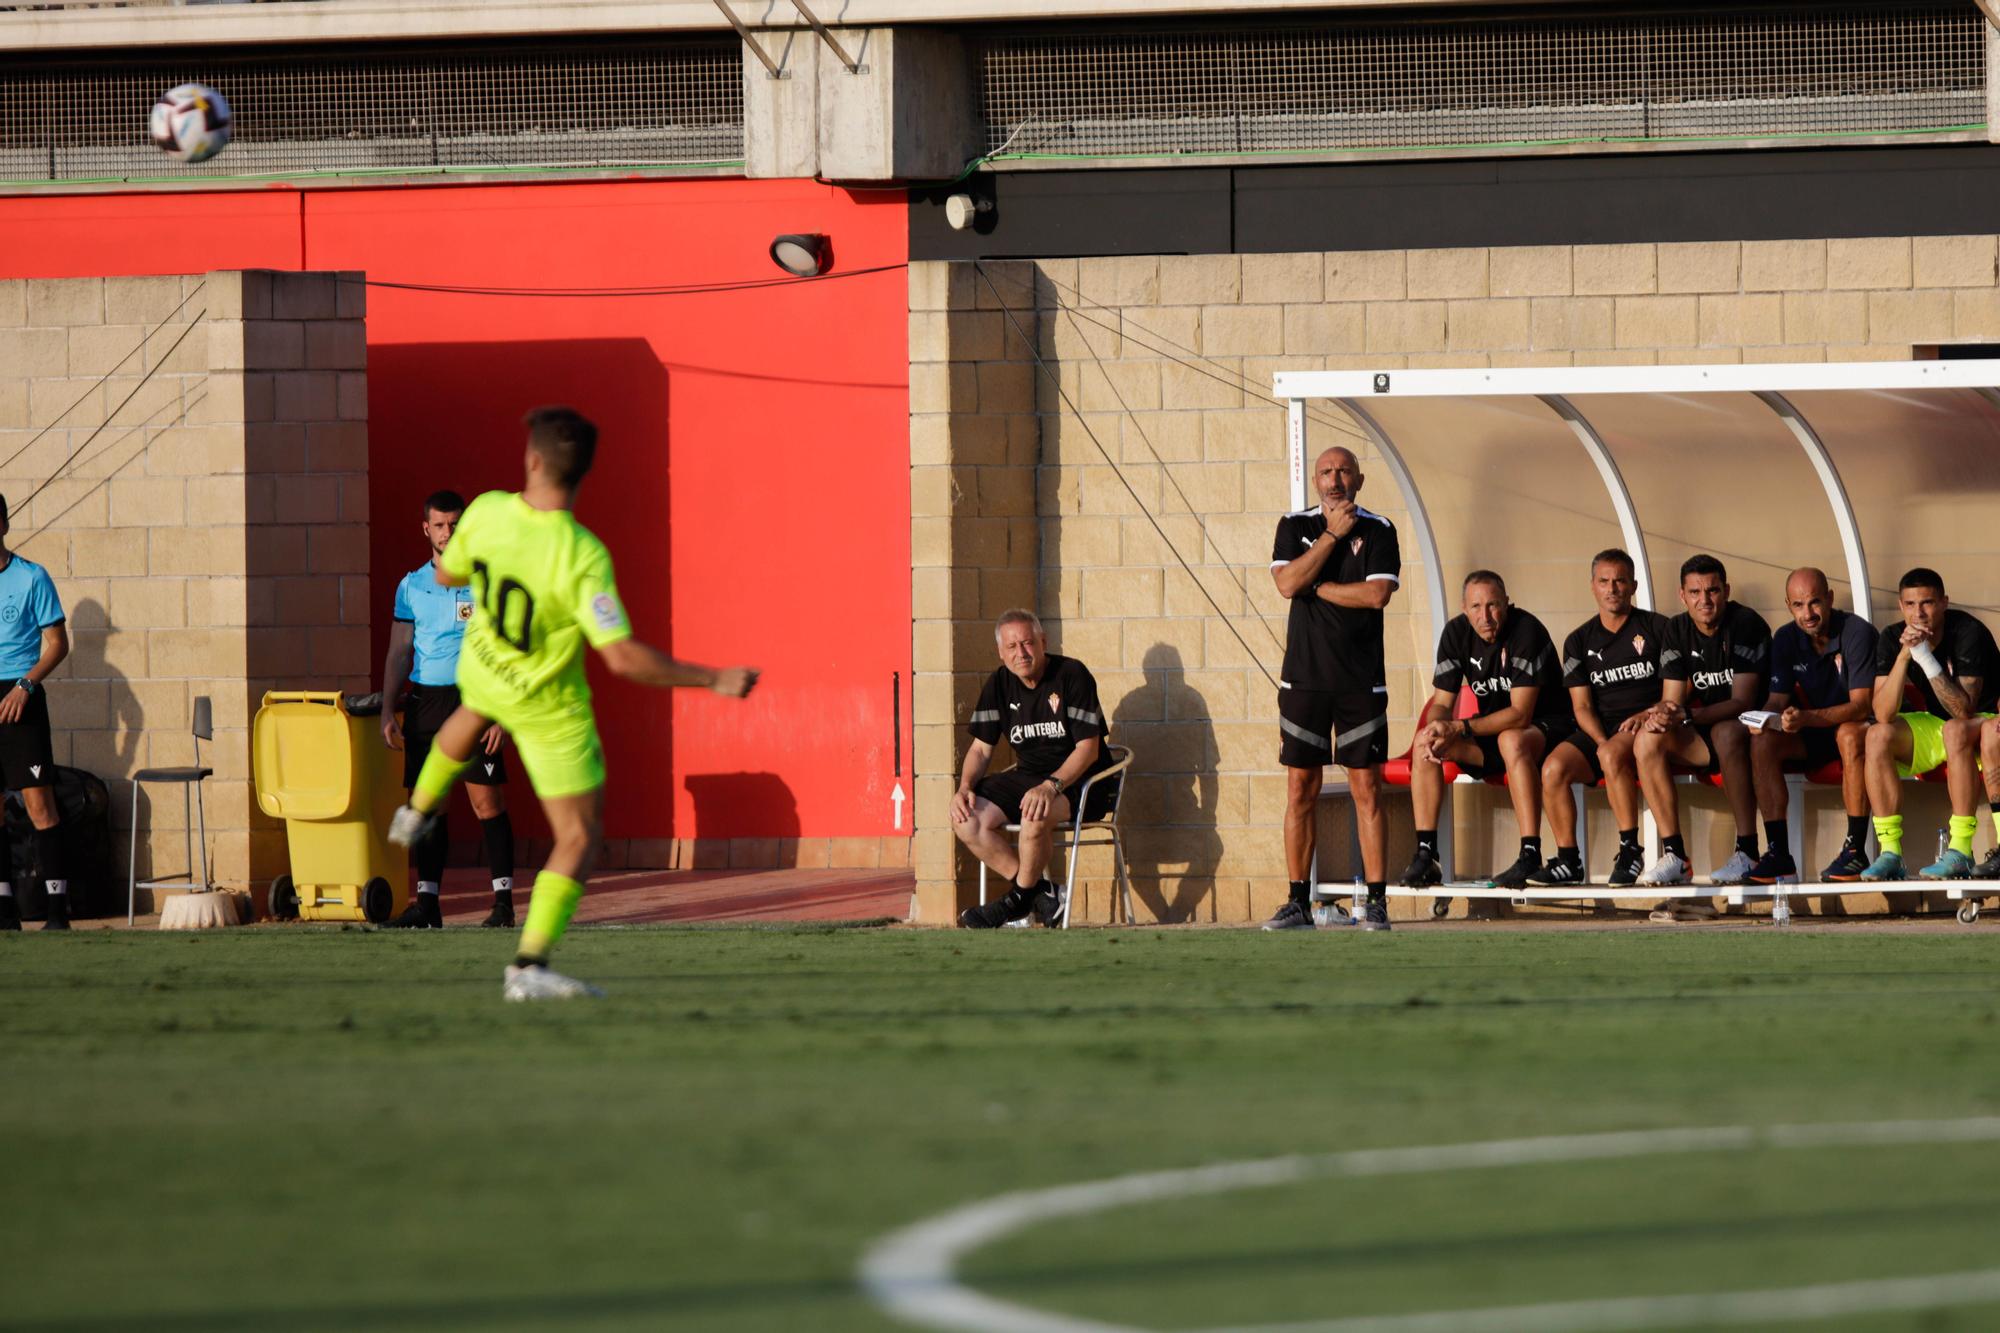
770,233,831,277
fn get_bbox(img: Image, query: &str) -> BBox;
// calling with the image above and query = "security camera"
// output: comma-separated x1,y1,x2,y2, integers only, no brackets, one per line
944,193,993,231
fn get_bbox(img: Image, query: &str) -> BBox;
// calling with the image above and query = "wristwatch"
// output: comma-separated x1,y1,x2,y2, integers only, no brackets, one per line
1459,718,1473,739
15,678,35,696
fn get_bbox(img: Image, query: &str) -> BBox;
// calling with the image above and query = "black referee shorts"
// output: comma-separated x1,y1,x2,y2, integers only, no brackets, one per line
402,683,507,788
0,689,56,790
1277,686,1389,770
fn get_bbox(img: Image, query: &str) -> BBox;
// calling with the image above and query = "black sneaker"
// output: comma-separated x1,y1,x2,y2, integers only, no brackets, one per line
1031,883,1068,928
960,885,1034,930
1971,846,2000,880
1360,895,1392,932
1820,843,1869,883
42,894,70,931
1527,853,1585,886
1260,900,1315,932
1399,846,1442,888
481,893,516,928
0,896,17,931
385,895,441,929
1748,847,1801,885
1488,851,1543,890
1608,845,1645,886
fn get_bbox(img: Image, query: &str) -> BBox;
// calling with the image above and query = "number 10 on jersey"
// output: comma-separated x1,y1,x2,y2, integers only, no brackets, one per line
471,559,535,653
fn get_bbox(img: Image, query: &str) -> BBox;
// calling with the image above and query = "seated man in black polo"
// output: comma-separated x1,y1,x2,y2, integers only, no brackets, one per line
1400,569,1574,891
953,609,1117,929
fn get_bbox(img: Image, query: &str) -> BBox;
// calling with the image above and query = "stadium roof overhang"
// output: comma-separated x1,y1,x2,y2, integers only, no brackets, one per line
1272,361,2000,655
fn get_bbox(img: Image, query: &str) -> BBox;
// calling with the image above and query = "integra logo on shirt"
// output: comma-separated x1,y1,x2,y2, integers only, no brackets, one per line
1691,668,1733,692
1010,720,1068,745
1590,661,1656,687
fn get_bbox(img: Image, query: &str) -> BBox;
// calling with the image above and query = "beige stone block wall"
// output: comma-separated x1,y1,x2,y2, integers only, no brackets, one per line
913,236,1999,924
0,270,369,904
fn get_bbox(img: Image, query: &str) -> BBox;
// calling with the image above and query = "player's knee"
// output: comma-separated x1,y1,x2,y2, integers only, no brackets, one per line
1836,721,1867,758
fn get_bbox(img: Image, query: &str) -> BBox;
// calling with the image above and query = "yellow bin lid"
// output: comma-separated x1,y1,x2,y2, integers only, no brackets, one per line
252,691,358,820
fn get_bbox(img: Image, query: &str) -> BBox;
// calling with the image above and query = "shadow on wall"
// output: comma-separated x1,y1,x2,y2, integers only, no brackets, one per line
60,598,151,884
684,772,799,842
367,338,670,842
1112,643,1221,922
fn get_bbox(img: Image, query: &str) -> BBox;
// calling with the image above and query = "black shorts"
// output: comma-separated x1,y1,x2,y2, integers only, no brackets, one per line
1458,716,1577,779
974,768,1119,825
1278,686,1389,770
1554,713,1638,785
0,689,56,789
1799,725,1843,769
1683,721,1724,776
402,683,508,788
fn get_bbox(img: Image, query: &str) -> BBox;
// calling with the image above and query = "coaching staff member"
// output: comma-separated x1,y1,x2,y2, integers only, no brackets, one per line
1266,446,1399,933
0,495,70,931
953,610,1115,929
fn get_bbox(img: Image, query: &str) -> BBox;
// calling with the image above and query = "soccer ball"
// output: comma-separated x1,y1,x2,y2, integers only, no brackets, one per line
149,83,232,163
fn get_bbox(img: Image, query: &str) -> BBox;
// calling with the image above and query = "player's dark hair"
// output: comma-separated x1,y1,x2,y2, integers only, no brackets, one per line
1462,569,1507,597
1590,548,1635,577
423,489,466,518
1899,567,1946,596
523,406,598,488
0,494,9,524
1680,553,1727,585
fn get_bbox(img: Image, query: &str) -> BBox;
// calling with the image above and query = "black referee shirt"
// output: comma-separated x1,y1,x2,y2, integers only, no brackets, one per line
968,655,1112,780
1660,602,1772,710
1271,506,1401,695
1433,607,1569,723
1562,609,1674,727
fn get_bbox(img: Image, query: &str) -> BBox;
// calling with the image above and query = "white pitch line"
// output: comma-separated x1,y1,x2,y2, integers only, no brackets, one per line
858,1117,2000,1333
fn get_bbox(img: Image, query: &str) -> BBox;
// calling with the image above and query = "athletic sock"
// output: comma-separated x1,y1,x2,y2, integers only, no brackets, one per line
515,870,585,964
1287,878,1310,907
1765,820,1788,856
1949,814,1977,857
1618,828,1639,851
34,825,64,892
1414,830,1437,856
480,813,515,884
1874,814,1903,857
416,880,440,897
1554,845,1581,864
411,746,472,813
1735,834,1758,858
414,808,449,885
1365,880,1385,902
492,877,512,897
1662,834,1687,861
1988,808,2000,846
1520,836,1541,860
1847,814,1870,847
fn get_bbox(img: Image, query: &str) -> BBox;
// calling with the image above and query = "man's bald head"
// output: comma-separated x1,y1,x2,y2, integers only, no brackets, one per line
1784,566,1835,638
1313,446,1364,505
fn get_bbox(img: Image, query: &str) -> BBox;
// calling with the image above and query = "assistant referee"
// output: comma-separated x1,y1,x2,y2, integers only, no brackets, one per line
0,495,71,932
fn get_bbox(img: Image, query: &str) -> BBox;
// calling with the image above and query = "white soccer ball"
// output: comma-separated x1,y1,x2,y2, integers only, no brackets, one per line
149,83,233,163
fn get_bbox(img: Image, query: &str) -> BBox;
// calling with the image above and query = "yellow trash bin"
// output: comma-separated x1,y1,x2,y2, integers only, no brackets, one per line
252,691,409,924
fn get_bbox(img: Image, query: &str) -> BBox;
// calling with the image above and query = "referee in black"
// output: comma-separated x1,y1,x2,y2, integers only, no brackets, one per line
1267,446,1400,932
0,495,71,931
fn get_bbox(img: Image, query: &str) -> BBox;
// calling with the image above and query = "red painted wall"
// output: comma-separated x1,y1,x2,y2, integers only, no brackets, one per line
1,178,911,840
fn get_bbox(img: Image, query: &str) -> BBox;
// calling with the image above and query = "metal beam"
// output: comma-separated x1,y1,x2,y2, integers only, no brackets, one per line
789,0,864,73
712,0,785,79
1539,394,1654,611
1755,391,1874,624
1333,399,1452,656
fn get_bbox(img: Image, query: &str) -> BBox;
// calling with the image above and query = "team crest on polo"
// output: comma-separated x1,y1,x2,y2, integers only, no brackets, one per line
456,601,473,621
1631,635,1646,655
1048,693,1061,715
1834,653,1843,671
1349,536,1364,555
0,604,16,624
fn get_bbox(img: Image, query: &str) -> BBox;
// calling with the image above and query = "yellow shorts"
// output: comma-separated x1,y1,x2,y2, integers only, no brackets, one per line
467,695,606,798
1896,711,1993,779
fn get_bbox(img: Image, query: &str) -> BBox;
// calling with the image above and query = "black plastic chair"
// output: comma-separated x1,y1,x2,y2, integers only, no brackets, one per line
128,695,214,924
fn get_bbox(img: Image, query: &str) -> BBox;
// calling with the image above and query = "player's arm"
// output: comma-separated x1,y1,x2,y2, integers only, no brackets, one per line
0,624,67,726
380,620,414,748
1315,579,1396,610
1790,686,1871,730
1414,686,1458,759
1570,684,1610,746
1473,684,1536,737
594,638,756,696
953,738,995,824
1686,669,1760,727
1872,649,1909,726
1646,677,1690,732
1936,673,1981,720
1271,530,1339,599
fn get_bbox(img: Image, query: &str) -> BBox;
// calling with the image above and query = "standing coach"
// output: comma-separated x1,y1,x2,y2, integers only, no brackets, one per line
1266,446,1399,933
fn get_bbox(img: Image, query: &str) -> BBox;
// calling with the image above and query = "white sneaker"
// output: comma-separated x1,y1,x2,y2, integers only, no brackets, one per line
1637,852,1691,887
386,803,440,849
1709,849,1756,886
503,964,606,1002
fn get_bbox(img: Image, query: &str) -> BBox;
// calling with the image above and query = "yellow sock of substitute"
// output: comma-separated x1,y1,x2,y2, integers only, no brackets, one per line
1989,810,2000,845
1873,814,1903,857
1950,814,1977,857
516,871,584,963
411,745,470,812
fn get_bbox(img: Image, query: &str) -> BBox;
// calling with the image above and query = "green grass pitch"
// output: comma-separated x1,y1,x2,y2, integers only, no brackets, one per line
5,924,2000,1331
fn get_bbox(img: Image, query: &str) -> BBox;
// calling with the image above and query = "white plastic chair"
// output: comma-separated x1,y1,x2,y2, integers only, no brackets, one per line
977,744,1135,928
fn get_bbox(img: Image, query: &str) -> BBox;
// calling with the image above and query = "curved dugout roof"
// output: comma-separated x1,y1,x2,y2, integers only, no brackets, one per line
1273,361,2000,658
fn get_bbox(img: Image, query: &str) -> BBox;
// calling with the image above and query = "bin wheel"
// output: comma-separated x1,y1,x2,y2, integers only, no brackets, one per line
1429,897,1451,919
362,878,394,924
268,875,298,921
1958,899,1982,926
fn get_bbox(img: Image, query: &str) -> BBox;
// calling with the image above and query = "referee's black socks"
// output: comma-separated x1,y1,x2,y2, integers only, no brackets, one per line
34,824,66,928
480,813,515,892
